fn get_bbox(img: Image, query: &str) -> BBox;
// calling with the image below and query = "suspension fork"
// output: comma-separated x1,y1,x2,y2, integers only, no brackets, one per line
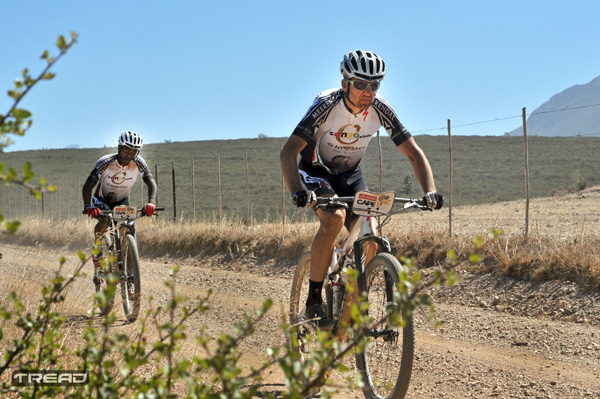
353,235,391,294
113,223,123,271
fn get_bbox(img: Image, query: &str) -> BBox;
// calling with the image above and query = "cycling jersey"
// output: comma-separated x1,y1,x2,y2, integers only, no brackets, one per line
292,88,412,175
88,154,152,203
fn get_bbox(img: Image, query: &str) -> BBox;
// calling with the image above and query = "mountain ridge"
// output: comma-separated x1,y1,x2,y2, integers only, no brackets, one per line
509,75,600,136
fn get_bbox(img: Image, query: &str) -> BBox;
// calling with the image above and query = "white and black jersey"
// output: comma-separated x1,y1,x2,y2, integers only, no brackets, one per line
88,154,152,203
292,88,412,175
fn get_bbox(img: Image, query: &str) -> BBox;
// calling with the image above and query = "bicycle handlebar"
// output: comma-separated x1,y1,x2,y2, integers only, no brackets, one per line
82,207,166,216
314,196,430,213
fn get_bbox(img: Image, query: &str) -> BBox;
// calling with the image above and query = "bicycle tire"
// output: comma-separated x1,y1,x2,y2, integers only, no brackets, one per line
356,253,414,399
289,250,330,395
121,234,141,323
94,235,115,316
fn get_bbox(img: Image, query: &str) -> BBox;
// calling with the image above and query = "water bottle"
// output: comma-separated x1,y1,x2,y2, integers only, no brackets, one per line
332,279,340,317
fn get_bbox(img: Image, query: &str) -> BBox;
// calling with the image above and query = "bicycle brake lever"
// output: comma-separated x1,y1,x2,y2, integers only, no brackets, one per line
403,201,432,212
316,200,348,213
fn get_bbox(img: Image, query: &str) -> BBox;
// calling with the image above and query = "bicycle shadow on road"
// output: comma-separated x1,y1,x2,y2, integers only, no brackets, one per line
248,383,330,398
63,313,134,328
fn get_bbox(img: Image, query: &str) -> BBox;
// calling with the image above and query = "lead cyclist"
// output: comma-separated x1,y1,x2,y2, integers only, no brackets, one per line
280,49,444,329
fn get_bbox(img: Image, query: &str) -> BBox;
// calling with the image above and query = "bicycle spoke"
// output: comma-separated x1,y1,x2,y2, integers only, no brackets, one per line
357,253,414,399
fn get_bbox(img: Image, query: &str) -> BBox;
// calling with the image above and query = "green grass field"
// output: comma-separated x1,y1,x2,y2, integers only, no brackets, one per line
2,134,599,222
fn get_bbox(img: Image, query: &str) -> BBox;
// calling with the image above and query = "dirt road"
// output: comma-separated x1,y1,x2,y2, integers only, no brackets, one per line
1,243,599,398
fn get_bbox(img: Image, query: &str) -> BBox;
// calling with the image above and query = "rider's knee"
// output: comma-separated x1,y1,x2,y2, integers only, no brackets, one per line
94,219,109,236
319,210,345,233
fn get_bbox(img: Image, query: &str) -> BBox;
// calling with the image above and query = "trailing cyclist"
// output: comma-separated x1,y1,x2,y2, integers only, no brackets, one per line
280,49,444,329
81,131,157,273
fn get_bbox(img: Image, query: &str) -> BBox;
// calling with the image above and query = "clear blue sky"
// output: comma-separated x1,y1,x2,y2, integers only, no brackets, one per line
2,0,599,151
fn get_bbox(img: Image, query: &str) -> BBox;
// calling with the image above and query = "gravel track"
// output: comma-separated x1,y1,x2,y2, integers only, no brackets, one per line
1,243,599,398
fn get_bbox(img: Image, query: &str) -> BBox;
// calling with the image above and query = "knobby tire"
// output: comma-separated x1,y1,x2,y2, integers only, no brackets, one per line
95,235,115,316
289,250,331,396
356,253,414,399
121,234,141,323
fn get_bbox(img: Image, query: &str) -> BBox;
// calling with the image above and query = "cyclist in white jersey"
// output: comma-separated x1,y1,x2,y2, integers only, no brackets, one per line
82,131,157,269
281,49,444,328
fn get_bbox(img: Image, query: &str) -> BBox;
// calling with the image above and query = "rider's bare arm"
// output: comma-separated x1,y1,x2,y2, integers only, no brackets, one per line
142,175,157,204
280,135,308,196
82,175,98,207
398,137,437,194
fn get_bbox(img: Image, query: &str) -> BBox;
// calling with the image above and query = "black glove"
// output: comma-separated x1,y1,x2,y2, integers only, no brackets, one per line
291,190,317,208
423,192,444,210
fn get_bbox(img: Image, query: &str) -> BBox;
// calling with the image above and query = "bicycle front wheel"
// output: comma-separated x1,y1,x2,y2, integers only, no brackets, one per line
356,253,414,399
121,234,141,323
94,235,115,316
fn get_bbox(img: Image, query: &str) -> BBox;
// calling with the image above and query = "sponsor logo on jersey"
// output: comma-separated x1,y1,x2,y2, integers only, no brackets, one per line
331,124,366,145
110,171,128,185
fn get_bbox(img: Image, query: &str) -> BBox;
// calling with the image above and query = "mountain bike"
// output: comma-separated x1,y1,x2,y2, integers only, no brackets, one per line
84,206,163,323
289,191,431,399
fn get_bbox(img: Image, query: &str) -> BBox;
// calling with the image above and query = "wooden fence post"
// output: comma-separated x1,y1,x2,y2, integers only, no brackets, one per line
172,162,177,223
448,119,453,237
217,155,222,223
77,176,80,219
523,107,530,239
155,165,159,206
191,159,196,222
68,179,71,219
280,144,285,225
244,150,250,224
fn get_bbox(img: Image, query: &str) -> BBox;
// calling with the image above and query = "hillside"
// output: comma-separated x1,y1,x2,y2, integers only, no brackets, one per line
508,75,600,136
1,135,599,222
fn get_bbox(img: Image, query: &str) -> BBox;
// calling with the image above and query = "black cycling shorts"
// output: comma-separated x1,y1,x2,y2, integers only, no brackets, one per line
92,195,130,210
298,159,367,231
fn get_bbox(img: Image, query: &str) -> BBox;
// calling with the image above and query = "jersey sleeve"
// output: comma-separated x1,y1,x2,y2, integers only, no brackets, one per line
292,89,340,143
372,97,412,146
88,154,116,182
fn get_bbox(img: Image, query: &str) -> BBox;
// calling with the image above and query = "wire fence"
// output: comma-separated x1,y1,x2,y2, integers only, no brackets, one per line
1,103,600,239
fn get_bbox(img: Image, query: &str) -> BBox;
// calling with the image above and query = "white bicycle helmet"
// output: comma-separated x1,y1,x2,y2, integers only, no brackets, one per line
118,131,143,149
340,50,386,81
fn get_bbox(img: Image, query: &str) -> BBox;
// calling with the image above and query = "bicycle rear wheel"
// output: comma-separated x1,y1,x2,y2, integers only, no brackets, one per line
356,253,414,399
289,250,331,395
94,235,115,316
121,234,141,323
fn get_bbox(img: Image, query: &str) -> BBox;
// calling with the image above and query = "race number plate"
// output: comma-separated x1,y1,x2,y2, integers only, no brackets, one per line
113,206,137,221
352,191,395,216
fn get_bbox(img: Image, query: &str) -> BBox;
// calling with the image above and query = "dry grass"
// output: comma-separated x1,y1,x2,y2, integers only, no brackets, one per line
3,187,600,291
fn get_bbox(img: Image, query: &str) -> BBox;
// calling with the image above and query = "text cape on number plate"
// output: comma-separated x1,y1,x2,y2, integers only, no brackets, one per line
352,191,395,216
113,206,137,221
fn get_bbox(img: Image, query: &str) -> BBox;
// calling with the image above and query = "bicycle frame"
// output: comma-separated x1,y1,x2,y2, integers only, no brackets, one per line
85,206,163,322
316,192,428,327
326,216,391,295
291,192,430,399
